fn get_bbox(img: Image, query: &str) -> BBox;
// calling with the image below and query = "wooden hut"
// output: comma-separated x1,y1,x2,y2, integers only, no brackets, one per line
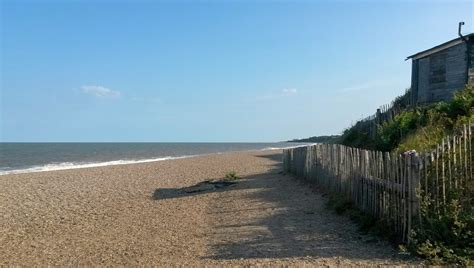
407,32,473,105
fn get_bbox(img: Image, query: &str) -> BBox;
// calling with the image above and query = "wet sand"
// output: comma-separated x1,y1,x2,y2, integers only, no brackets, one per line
0,150,421,266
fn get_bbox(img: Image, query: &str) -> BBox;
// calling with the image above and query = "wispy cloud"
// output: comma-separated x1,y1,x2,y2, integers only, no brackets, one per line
81,85,121,98
282,88,297,95
256,88,298,101
337,80,386,93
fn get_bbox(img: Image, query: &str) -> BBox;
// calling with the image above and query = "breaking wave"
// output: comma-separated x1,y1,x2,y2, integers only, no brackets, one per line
0,155,195,175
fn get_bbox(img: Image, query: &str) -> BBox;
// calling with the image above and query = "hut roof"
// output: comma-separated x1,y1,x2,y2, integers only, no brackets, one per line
406,33,474,61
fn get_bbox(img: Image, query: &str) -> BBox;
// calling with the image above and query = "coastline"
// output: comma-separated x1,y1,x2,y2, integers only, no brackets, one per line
0,144,313,176
0,150,419,266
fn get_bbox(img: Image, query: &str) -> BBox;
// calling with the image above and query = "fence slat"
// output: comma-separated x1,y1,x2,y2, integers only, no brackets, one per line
283,123,473,244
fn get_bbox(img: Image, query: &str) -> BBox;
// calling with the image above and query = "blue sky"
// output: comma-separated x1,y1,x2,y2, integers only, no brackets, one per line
1,0,473,142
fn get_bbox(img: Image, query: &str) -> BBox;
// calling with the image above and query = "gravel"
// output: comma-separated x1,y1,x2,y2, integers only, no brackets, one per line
0,150,423,266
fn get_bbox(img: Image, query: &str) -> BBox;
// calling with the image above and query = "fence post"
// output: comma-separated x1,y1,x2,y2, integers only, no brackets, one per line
280,123,472,245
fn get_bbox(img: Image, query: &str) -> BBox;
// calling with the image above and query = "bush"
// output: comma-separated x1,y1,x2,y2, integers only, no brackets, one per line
340,85,473,153
224,170,239,181
375,109,425,151
341,123,376,149
395,85,473,153
410,187,474,265
338,85,474,264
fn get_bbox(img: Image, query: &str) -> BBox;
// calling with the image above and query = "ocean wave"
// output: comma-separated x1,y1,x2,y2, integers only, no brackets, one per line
0,144,316,176
0,155,195,176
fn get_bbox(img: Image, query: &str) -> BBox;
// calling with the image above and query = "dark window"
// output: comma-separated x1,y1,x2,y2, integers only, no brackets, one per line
429,53,446,84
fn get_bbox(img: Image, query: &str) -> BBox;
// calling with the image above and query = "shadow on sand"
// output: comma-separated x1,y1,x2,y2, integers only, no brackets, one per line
153,180,237,200
155,152,413,263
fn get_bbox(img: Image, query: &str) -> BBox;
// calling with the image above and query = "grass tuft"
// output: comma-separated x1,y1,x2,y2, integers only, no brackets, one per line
224,170,239,181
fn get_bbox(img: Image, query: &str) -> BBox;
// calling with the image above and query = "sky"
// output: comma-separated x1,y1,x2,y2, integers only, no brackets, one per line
1,0,473,142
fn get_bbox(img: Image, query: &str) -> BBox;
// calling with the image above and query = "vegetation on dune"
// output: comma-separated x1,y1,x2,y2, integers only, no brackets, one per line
337,85,474,265
384,86,473,154
341,85,474,153
339,89,413,150
288,135,341,144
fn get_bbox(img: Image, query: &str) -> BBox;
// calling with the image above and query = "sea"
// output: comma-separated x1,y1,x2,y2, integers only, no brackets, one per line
0,142,310,175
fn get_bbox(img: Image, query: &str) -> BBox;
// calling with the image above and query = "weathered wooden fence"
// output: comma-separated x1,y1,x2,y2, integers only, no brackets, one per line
350,88,412,139
283,122,473,243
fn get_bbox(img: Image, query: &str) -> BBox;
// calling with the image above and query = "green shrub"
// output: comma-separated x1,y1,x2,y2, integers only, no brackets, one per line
410,187,474,265
224,170,239,181
375,109,425,151
395,85,473,153
340,85,473,153
337,85,474,264
340,124,376,149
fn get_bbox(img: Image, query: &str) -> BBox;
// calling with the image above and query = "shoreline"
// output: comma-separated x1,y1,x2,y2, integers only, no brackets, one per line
0,144,314,176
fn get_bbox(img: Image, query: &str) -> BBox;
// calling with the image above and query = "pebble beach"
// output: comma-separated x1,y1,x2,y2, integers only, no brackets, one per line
0,150,422,266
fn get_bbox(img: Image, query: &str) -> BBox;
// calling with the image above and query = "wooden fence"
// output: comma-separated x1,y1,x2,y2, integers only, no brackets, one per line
350,88,412,139
283,122,473,243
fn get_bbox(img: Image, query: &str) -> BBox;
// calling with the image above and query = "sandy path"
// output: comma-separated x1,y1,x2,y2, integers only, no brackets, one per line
203,153,420,266
0,150,421,266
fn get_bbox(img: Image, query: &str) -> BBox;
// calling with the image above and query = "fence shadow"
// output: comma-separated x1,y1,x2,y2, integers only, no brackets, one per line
255,152,283,162
203,152,412,262
152,153,283,201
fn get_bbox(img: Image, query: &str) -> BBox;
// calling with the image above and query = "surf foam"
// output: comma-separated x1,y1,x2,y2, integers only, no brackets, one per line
0,155,195,175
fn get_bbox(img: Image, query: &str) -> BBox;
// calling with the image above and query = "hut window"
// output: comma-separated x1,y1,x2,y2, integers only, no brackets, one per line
429,53,446,84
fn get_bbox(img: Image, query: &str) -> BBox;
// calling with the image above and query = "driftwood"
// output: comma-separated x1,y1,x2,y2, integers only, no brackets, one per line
153,180,237,200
